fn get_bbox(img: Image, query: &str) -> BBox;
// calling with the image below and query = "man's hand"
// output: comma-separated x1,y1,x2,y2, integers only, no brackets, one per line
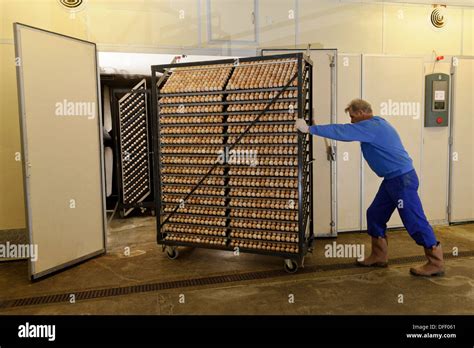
295,118,309,133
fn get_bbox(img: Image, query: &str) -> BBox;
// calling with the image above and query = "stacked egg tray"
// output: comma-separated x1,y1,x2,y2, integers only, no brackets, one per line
117,79,152,216
152,53,314,264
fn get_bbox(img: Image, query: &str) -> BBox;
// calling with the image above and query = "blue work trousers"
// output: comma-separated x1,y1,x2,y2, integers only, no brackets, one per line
366,170,437,249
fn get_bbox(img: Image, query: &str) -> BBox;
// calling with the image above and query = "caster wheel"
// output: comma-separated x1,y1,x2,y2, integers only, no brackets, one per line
166,247,179,260
284,259,298,274
151,209,156,217
119,210,125,218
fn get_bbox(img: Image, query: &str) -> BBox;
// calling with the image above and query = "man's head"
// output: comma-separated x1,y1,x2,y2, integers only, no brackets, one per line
345,99,373,123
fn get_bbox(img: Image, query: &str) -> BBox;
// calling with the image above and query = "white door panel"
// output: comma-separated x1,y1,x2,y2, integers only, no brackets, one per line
450,58,474,223
362,55,424,229
14,24,106,280
336,54,362,232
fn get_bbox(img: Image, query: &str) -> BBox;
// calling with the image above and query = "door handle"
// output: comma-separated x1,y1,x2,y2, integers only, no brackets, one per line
324,138,336,161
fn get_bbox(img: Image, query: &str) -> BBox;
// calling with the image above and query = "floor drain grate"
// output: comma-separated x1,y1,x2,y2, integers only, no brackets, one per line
1,250,473,309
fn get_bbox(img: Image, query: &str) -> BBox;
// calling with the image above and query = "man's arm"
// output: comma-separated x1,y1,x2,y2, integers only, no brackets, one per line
309,123,375,142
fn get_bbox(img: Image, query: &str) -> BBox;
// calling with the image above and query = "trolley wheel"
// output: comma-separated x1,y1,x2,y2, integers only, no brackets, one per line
151,209,156,217
166,247,179,260
284,259,298,274
119,209,125,218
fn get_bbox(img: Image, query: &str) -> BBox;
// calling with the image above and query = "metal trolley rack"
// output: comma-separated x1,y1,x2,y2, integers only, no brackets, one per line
111,80,155,217
151,53,314,273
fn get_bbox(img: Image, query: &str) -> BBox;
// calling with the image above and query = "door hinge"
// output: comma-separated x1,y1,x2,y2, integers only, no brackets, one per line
26,162,31,178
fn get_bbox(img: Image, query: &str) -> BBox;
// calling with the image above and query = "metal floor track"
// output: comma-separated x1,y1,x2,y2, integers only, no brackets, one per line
1,250,473,309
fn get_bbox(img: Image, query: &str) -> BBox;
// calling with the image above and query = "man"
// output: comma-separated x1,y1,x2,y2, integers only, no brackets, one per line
295,99,444,277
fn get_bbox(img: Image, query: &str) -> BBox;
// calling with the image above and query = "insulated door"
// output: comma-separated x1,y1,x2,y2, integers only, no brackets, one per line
262,49,337,237
14,23,106,280
449,57,474,223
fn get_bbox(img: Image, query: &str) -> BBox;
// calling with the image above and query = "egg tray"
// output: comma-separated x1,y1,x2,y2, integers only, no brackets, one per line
155,86,298,98
114,80,153,217
151,53,314,264
163,223,227,236
161,152,296,159
227,90,297,101
161,146,224,155
230,229,298,241
227,135,298,145
163,205,227,216
160,164,301,170
160,142,297,147
158,109,297,118
160,126,223,135
227,59,298,90
227,113,297,123
228,167,297,177
162,176,225,186
230,145,298,155
164,234,228,247
228,177,298,189
229,240,299,254
229,198,298,211
159,105,224,114
160,136,224,145
230,219,298,232
162,195,226,206
159,94,224,104
161,166,225,175
162,209,303,226
159,98,297,108
160,65,232,94
160,121,295,128
160,115,224,125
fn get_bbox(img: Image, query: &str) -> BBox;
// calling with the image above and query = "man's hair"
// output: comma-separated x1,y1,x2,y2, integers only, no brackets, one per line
344,99,373,114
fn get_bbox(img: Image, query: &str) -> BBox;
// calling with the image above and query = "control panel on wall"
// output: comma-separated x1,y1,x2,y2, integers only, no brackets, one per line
425,73,449,127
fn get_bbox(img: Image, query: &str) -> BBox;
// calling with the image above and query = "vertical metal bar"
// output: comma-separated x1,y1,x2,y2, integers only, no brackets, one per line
150,68,162,242
297,54,304,256
360,54,365,231
145,87,155,214
329,52,337,237
111,90,124,217
308,59,314,243
93,45,107,255
447,57,456,223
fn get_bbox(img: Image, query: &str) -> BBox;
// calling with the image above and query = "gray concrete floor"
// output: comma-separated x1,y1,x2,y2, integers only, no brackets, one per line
0,217,473,315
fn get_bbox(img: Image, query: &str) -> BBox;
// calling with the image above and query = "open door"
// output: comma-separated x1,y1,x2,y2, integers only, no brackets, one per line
14,23,106,280
449,57,474,223
261,49,337,237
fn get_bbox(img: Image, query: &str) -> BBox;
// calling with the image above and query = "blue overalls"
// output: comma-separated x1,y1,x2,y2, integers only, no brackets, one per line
309,116,437,249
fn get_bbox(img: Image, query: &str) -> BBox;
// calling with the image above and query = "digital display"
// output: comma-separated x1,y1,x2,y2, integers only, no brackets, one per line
432,80,448,112
434,101,445,110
